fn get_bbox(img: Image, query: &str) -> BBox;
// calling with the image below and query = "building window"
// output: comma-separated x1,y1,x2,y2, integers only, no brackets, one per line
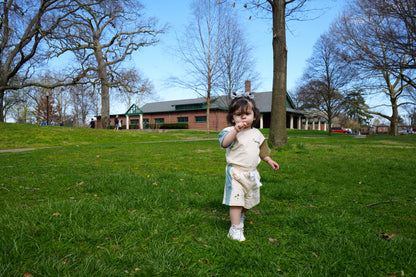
130,119,139,125
155,118,164,124
143,118,149,128
177,117,188,123
195,116,206,123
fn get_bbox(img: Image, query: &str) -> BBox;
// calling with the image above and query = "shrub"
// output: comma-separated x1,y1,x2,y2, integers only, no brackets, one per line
147,123,188,129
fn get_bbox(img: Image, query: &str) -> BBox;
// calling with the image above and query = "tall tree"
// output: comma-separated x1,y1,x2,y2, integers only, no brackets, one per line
332,0,415,136
295,80,345,135
239,0,308,146
174,0,225,133
297,32,355,135
218,9,259,99
174,0,258,133
0,0,78,122
51,0,164,128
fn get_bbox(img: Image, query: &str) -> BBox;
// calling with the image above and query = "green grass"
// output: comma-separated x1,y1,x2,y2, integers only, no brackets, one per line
0,123,415,276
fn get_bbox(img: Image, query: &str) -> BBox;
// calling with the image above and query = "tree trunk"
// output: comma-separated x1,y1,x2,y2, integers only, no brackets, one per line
206,83,211,134
389,97,399,136
0,89,4,122
269,0,288,147
95,46,110,129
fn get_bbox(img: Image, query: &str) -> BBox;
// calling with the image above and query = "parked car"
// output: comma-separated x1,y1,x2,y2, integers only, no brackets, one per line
398,129,410,135
331,127,350,134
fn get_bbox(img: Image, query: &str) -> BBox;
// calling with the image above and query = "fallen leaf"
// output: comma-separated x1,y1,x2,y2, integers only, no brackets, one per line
377,232,396,240
252,209,261,215
76,181,84,186
23,273,33,277
312,252,319,258
52,213,60,216
152,182,158,186
128,210,136,213
268,238,281,244
205,258,212,266
96,155,101,158
180,179,184,182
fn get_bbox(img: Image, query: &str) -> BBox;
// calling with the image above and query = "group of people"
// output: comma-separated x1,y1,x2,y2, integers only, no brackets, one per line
89,115,122,130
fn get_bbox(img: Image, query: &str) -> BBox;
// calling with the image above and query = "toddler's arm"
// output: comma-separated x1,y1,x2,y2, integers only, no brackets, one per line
221,122,246,148
263,156,280,171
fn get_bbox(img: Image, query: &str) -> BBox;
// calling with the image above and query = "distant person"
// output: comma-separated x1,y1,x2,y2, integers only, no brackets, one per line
89,118,95,128
40,121,46,126
60,122,64,126
218,92,279,242
114,115,119,130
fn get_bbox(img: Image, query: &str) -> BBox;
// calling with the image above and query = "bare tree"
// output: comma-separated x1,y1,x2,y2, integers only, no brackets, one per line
173,0,226,133
235,0,309,147
51,0,164,128
296,80,345,135
218,8,259,99
332,0,415,136
69,84,94,127
297,32,355,135
376,0,416,71
115,68,155,108
174,0,259,133
0,0,80,122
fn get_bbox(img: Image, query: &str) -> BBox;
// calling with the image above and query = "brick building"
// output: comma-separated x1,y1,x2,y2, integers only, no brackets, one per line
96,80,331,131
97,91,314,131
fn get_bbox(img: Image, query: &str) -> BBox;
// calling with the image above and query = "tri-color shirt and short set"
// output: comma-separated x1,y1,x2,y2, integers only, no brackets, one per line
218,127,271,209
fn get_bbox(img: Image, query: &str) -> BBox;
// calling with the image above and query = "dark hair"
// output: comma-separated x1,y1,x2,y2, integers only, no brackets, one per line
226,97,260,127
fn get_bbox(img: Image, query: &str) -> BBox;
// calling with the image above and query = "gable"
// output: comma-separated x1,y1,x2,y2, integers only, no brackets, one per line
125,104,143,115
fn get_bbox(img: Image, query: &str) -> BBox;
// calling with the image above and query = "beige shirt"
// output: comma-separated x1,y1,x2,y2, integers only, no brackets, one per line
219,127,270,169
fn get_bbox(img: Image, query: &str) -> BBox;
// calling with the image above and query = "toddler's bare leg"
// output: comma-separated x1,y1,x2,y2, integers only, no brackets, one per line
230,206,243,226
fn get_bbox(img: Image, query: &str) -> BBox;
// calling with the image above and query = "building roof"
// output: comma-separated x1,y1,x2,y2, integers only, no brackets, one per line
140,92,303,115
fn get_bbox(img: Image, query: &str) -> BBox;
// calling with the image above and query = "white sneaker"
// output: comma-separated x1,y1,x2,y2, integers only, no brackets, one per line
227,224,245,241
240,213,246,227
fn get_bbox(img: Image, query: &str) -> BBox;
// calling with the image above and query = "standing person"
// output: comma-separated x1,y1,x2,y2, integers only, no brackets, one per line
114,115,119,130
89,118,95,128
218,93,280,241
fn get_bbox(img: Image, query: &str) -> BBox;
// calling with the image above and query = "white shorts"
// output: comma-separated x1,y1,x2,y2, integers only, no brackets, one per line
223,164,261,209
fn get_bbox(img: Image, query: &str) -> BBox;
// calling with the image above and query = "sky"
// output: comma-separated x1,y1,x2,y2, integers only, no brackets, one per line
118,0,347,114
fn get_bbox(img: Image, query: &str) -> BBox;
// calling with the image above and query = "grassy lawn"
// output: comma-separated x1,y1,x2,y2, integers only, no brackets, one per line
0,123,415,276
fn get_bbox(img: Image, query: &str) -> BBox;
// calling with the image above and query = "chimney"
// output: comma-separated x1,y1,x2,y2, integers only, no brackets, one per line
245,80,251,93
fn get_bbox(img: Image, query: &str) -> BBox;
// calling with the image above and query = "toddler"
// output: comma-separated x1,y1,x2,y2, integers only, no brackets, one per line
218,93,279,241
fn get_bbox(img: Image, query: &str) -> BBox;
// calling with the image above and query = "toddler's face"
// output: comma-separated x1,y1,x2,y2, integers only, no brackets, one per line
233,104,255,128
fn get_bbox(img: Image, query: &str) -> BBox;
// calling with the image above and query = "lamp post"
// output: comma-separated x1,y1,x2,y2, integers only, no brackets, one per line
46,95,49,125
